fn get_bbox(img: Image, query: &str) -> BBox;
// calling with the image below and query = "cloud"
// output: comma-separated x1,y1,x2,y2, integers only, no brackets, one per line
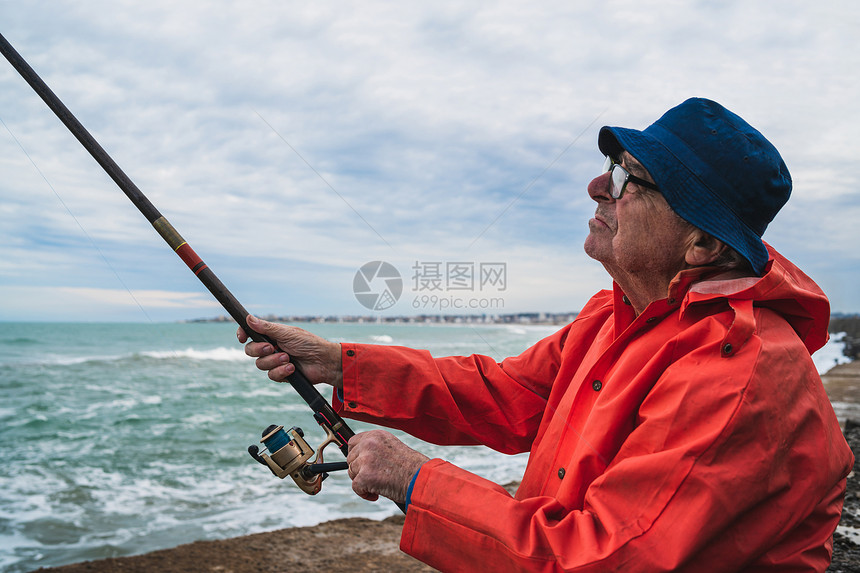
1,1,858,321
59,287,221,308
0,285,221,322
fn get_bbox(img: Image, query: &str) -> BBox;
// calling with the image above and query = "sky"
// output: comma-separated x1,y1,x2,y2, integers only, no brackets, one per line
1,1,858,322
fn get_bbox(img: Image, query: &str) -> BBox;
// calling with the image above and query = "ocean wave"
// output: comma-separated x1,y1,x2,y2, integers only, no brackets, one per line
138,347,248,362
367,335,394,343
39,354,122,366
27,347,250,367
1,337,40,346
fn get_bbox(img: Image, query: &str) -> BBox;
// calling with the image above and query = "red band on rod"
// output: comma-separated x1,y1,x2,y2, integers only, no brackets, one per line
175,243,204,272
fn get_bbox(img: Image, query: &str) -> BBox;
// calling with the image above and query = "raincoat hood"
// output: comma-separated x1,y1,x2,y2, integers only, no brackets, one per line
679,243,830,355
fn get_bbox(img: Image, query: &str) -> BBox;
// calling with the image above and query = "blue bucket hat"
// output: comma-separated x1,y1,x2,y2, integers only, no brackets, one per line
598,97,791,275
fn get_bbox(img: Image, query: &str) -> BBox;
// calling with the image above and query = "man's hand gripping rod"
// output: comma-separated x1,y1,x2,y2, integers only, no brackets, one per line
0,32,358,493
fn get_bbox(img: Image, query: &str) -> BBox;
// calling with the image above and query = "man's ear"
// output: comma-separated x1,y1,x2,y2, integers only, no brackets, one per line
685,231,726,267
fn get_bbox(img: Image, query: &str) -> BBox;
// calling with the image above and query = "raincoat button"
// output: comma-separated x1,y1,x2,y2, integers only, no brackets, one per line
347,401,358,409
592,380,602,391
723,343,733,355
622,295,631,305
558,468,566,479
346,349,355,357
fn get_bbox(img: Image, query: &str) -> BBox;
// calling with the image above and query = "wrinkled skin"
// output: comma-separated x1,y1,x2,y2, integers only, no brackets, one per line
238,314,343,387
347,431,429,504
584,151,714,314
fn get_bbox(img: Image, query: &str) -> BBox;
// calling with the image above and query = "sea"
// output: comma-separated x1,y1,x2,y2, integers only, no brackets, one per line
0,321,853,572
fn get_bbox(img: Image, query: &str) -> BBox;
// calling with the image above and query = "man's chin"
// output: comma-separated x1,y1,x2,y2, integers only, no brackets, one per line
583,234,608,263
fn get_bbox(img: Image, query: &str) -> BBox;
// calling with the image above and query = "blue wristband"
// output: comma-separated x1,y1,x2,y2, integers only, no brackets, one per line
404,467,420,511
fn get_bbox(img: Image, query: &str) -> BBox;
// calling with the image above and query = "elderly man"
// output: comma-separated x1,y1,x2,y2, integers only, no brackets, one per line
239,98,853,571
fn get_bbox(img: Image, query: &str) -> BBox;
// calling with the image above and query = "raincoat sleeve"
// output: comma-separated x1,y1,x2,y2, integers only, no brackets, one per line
339,311,853,571
333,323,572,454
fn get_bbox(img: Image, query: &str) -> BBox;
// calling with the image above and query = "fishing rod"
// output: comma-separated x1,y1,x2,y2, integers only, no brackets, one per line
0,32,365,500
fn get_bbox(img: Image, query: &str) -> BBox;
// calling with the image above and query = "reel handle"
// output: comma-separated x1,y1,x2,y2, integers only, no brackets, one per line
303,461,350,475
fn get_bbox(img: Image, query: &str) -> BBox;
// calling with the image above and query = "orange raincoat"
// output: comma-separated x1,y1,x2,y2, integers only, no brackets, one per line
335,247,853,571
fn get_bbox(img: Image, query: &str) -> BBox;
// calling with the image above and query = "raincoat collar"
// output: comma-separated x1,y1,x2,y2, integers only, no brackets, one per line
613,244,830,355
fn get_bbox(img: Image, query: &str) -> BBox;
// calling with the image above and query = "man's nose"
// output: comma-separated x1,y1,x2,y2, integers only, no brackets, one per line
588,171,613,202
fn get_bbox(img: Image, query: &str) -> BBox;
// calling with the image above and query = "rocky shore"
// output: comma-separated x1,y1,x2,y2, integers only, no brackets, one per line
32,515,432,573
33,361,860,573
827,362,860,572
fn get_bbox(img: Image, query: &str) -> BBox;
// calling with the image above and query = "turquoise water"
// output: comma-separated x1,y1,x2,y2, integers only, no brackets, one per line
0,321,559,572
0,321,850,572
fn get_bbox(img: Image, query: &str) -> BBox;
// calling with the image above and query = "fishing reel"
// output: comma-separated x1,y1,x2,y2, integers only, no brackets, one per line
248,423,349,495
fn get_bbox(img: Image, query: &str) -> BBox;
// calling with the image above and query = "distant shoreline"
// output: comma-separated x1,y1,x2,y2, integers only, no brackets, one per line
185,313,860,360
182,312,581,326
185,311,860,327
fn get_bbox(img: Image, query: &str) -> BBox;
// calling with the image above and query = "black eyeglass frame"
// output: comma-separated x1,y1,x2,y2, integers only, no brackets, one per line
602,155,659,199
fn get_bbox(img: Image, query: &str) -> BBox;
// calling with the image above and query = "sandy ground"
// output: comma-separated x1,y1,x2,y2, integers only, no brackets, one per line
33,361,860,573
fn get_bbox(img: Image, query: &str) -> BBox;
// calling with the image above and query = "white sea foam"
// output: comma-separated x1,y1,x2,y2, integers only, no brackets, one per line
27,346,248,367
183,412,223,426
241,385,291,398
43,354,124,366
139,347,248,362
367,334,394,343
0,490,53,523
813,333,850,374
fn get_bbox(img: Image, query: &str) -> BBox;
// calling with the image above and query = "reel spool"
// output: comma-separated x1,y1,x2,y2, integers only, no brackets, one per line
248,424,348,495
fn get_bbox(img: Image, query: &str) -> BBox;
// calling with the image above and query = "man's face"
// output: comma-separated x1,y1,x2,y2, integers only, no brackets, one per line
583,151,694,283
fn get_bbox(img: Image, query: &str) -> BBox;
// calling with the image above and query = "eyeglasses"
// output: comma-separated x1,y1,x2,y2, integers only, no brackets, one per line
602,155,659,199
